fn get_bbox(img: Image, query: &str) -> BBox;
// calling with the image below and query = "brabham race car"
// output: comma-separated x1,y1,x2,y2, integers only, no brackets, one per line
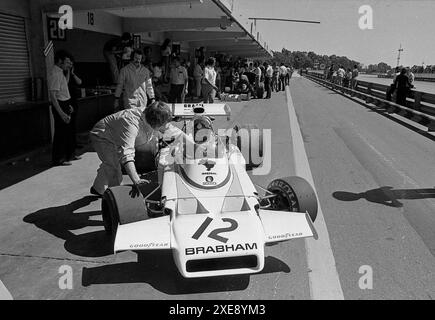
102,103,318,278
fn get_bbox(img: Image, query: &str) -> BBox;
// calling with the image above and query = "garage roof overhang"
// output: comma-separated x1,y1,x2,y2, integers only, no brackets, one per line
43,0,272,58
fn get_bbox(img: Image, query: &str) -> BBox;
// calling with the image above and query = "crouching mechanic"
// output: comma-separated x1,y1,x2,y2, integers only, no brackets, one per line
89,101,182,196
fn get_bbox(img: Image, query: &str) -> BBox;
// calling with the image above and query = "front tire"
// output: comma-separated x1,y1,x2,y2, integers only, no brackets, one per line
267,176,318,222
101,185,149,238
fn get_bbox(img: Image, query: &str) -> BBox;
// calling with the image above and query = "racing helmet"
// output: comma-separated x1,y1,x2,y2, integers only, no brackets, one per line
193,116,213,144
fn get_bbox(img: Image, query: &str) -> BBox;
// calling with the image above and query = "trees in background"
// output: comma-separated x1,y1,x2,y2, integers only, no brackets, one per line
269,48,434,74
270,48,360,71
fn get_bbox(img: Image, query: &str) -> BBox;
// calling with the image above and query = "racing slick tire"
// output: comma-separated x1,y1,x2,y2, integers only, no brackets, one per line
266,176,318,222
234,124,263,170
102,185,148,237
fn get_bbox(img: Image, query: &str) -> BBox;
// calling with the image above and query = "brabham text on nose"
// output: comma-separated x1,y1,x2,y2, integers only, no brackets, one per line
185,243,258,255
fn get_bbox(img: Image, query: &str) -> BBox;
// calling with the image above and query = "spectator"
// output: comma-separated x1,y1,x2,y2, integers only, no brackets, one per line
161,38,172,81
351,64,359,89
337,65,345,86
386,67,401,101
264,62,273,99
258,63,266,98
393,68,411,106
392,66,401,83
215,61,222,94
324,67,329,80
114,49,155,111
236,68,255,97
152,61,163,85
202,57,219,103
272,64,280,91
327,64,334,81
253,62,262,87
64,55,82,158
48,50,74,166
406,67,415,88
285,65,291,85
332,69,337,84
193,59,204,98
343,68,352,88
169,56,188,103
103,32,132,85
279,63,288,91
230,67,239,92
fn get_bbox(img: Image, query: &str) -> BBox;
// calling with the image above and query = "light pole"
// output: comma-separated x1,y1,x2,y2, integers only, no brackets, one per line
396,44,403,68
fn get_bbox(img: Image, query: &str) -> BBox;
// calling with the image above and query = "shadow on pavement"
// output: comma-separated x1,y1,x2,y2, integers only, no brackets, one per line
81,253,290,295
0,140,94,192
23,196,112,257
333,186,435,208
0,147,52,191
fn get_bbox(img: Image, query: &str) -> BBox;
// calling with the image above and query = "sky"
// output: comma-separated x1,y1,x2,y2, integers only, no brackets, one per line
235,0,435,67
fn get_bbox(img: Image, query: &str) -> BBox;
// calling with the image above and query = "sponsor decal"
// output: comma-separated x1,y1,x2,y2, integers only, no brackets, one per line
199,159,216,171
203,175,217,186
184,103,204,109
129,242,170,249
267,232,303,240
185,243,258,255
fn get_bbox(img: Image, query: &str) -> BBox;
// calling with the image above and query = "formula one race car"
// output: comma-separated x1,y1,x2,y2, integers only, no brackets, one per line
102,103,318,278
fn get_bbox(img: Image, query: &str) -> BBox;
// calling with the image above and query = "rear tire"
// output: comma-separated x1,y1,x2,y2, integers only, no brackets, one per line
267,176,318,222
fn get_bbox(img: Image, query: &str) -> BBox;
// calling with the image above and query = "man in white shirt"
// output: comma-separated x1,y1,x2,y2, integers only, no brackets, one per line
48,50,75,166
114,49,155,111
264,62,273,99
337,66,345,86
286,66,292,84
169,57,188,103
406,67,415,88
90,101,184,196
202,57,219,103
279,63,288,91
351,64,359,89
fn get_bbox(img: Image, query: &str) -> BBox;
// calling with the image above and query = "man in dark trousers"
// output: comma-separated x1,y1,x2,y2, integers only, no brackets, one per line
48,50,75,166
263,62,273,99
393,68,411,106
65,56,83,157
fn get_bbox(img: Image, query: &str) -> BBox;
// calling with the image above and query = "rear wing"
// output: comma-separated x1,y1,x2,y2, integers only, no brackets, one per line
172,103,231,120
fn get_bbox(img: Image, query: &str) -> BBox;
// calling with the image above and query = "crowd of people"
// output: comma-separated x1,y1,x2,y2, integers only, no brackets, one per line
322,62,415,107
49,45,295,198
324,64,359,89
102,34,294,106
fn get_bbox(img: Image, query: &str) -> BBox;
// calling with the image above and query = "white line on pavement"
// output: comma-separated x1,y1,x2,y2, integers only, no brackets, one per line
0,279,13,300
285,86,345,300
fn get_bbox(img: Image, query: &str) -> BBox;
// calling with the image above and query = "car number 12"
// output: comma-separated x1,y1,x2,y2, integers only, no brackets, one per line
192,217,238,244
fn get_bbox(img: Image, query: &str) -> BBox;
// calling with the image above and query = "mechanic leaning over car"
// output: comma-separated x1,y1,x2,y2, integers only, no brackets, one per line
89,101,183,196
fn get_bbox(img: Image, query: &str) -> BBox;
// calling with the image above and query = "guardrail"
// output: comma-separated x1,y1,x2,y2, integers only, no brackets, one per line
377,73,435,82
305,72,435,132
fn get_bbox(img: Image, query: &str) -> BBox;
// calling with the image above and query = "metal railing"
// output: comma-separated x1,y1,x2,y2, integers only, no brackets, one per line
305,71,435,132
